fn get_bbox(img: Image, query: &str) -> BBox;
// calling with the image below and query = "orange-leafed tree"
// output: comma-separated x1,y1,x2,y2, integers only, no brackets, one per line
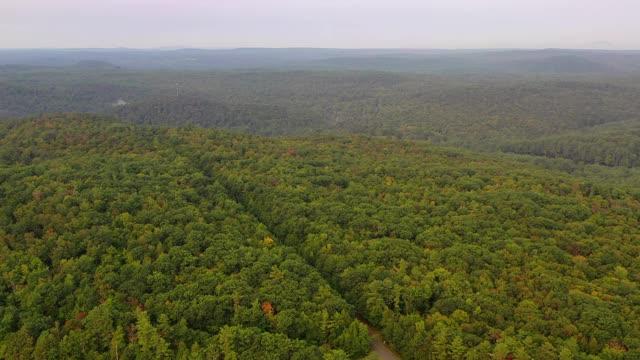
261,301,275,316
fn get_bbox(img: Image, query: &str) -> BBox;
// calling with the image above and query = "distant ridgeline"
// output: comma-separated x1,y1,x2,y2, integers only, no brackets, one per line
0,114,639,359
2,48,640,72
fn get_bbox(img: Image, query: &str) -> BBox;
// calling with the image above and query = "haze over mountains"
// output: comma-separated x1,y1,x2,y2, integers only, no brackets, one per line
2,48,640,73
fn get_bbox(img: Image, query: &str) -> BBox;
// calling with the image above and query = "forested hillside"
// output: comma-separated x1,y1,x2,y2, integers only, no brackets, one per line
1,115,639,359
2,65,640,155
501,122,640,167
0,115,367,359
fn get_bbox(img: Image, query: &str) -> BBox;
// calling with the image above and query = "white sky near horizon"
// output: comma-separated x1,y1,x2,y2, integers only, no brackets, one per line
1,0,639,49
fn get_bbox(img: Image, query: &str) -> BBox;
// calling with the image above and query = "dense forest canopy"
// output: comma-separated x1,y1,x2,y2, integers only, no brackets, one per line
0,114,639,359
0,115,364,359
2,56,640,169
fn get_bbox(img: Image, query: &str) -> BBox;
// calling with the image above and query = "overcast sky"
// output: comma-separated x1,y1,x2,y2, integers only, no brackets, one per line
1,0,639,49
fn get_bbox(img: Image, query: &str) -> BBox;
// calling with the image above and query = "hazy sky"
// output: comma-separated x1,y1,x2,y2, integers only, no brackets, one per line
1,0,639,49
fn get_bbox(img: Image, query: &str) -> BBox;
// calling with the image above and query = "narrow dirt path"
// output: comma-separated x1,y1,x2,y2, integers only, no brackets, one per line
368,326,402,360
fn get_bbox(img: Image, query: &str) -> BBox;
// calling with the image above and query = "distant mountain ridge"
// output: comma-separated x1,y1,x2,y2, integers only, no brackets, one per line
1,48,640,73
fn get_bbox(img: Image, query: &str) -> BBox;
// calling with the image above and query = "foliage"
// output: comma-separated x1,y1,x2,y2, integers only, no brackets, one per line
0,115,354,358
1,115,639,358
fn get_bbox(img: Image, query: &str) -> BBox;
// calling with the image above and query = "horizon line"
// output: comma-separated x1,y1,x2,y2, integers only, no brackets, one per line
1,46,640,52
